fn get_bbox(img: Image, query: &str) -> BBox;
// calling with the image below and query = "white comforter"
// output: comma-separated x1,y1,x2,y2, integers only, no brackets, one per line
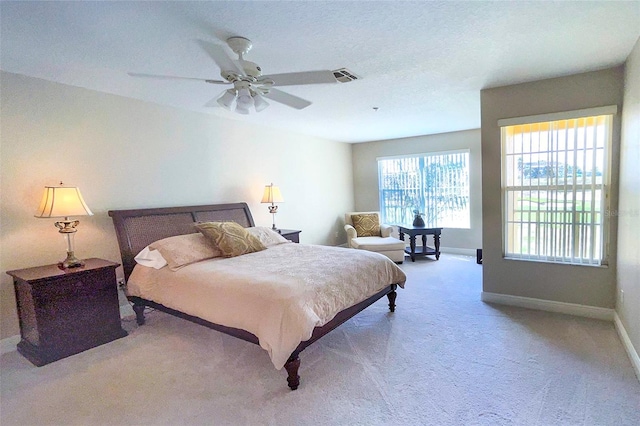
127,242,406,369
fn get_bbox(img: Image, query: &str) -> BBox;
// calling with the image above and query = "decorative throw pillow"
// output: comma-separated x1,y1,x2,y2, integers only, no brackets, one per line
351,213,381,237
195,221,266,258
246,226,290,247
149,233,221,271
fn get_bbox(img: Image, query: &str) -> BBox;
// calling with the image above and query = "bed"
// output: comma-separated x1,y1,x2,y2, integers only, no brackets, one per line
108,203,406,390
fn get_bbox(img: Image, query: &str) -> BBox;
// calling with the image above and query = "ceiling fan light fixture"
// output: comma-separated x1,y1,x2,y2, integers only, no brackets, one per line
252,92,269,112
236,88,254,107
235,103,251,114
217,89,236,110
235,88,254,114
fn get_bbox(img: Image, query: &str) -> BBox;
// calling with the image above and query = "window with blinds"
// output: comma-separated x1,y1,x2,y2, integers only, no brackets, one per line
378,151,470,228
500,108,614,266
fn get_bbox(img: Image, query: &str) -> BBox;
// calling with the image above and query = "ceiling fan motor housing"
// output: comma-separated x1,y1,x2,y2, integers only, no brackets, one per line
224,37,262,78
241,60,262,78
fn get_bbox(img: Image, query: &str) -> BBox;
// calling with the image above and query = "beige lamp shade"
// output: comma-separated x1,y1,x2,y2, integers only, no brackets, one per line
261,184,284,204
35,186,93,218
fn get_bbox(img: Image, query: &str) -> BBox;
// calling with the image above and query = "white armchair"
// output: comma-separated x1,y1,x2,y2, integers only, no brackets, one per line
344,211,405,263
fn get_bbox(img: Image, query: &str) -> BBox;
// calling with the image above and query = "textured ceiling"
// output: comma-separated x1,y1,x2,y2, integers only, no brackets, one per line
1,1,639,143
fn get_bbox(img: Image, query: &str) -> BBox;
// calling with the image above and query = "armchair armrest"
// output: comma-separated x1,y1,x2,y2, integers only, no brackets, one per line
344,224,357,247
380,224,393,238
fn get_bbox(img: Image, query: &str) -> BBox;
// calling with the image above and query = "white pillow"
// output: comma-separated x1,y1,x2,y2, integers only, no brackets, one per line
246,226,290,247
134,246,168,269
149,233,222,271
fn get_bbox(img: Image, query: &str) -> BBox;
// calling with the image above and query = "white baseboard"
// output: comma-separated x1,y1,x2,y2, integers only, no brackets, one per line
0,334,20,355
614,312,640,382
481,291,614,321
120,302,134,317
482,292,638,383
440,247,476,256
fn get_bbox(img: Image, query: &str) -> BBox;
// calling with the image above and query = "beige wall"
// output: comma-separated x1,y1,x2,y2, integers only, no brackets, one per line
0,72,354,339
618,39,640,357
351,129,482,251
480,67,624,308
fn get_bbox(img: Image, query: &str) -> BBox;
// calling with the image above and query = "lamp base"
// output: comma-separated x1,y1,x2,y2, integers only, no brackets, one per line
270,210,279,232
58,251,84,269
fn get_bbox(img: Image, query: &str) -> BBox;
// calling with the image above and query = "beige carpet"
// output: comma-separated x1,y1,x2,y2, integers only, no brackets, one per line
1,254,639,425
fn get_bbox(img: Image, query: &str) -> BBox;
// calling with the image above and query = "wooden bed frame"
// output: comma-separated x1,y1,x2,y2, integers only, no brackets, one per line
108,203,398,390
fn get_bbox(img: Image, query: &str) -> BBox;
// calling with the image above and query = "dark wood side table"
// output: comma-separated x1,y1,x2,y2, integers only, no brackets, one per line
278,229,301,243
6,258,128,366
396,225,442,262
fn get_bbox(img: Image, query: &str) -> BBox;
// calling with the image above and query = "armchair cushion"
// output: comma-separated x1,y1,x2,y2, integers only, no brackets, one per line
350,213,381,237
351,236,406,252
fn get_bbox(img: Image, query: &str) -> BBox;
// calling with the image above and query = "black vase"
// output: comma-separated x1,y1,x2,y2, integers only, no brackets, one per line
413,215,425,227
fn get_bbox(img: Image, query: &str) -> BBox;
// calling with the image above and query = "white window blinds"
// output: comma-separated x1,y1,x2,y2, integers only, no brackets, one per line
378,151,470,228
500,107,615,266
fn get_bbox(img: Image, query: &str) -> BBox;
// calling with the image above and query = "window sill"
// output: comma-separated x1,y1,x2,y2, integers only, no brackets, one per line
503,256,609,268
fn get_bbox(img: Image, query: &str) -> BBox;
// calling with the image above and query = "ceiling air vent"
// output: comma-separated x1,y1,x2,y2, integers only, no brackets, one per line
332,68,359,83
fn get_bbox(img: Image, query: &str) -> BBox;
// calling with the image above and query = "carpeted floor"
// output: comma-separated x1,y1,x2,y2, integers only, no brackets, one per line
1,254,639,425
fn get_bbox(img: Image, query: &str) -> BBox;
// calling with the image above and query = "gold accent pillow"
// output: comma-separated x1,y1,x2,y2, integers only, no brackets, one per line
195,221,266,258
149,233,221,271
351,213,381,237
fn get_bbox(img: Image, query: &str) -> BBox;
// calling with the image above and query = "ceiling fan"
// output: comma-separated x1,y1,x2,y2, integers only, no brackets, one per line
128,37,358,114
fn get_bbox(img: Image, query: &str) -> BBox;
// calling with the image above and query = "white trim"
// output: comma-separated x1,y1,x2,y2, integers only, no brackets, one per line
481,291,614,321
440,247,476,256
120,303,134,318
497,105,618,127
0,335,20,355
614,312,640,382
383,242,476,257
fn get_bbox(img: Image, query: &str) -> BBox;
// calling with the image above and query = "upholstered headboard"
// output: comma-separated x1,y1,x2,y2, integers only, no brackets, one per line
108,203,255,281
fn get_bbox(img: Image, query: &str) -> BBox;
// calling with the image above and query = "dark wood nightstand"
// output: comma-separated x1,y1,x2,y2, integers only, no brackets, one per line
278,229,301,243
6,258,127,366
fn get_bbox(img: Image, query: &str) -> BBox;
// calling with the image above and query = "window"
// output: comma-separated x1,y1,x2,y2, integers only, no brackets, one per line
500,107,615,266
378,151,470,228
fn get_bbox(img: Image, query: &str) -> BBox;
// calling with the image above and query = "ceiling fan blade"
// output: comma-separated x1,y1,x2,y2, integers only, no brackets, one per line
262,88,312,110
196,39,243,75
260,70,337,86
128,72,229,84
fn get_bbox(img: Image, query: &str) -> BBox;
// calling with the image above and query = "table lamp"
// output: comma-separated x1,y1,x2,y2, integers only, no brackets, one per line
261,183,283,231
34,183,93,268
